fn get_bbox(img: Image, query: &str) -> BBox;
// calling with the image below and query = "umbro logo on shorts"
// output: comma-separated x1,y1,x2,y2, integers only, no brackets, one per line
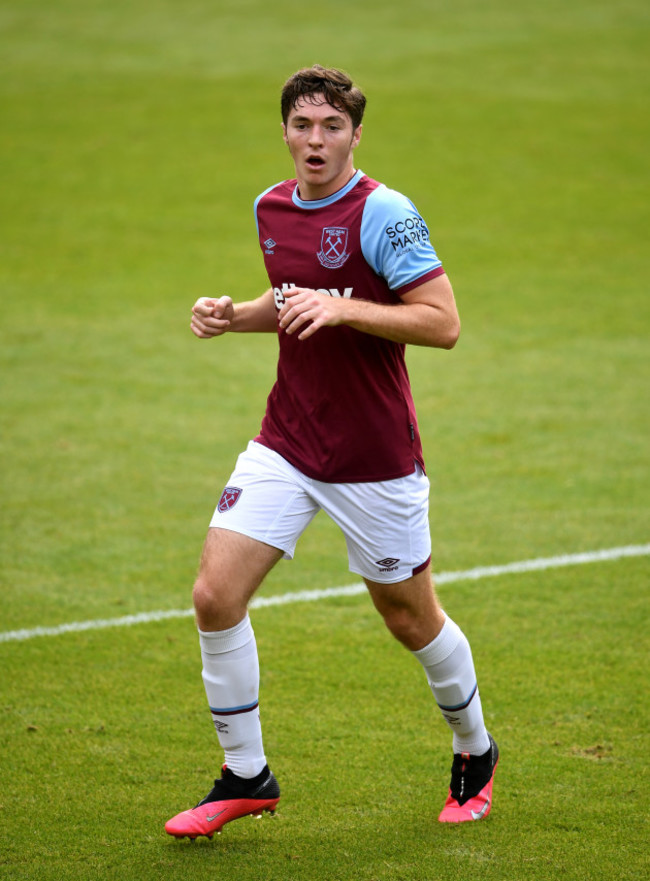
218,486,243,512
376,557,400,572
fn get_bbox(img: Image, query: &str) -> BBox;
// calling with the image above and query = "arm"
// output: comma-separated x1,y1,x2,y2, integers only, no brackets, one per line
190,289,278,338
278,273,460,349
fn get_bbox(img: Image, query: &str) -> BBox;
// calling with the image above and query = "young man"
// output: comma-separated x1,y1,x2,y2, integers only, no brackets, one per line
165,65,498,840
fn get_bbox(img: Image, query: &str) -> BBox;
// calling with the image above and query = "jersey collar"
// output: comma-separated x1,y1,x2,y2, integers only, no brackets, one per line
292,169,365,210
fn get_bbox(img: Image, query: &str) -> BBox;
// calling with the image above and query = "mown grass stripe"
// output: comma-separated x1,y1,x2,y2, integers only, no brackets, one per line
1,543,648,644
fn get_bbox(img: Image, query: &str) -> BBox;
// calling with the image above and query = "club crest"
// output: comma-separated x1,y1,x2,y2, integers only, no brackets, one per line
317,226,350,269
217,486,243,512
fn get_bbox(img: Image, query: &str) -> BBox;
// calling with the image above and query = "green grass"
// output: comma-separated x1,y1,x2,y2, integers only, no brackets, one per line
1,1,649,878
1,561,648,880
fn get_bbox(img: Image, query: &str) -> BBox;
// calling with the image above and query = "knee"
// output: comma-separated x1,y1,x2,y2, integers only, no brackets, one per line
192,576,215,621
381,606,429,650
380,602,445,651
192,574,241,631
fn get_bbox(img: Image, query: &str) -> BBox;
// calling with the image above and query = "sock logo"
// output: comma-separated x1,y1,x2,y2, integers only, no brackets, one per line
212,720,229,734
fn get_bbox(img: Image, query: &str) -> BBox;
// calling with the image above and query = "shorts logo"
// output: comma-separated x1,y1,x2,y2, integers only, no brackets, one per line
217,486,243,512
376,557,400,572
317,226,350,269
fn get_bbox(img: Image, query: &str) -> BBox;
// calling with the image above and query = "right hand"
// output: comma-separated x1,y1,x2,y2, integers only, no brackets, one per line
190,296,234,338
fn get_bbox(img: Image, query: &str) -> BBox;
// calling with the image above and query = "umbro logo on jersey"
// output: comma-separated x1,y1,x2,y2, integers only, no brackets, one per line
376,557,400,572
264,238,276,254
317,226,350,269
217,486,243,512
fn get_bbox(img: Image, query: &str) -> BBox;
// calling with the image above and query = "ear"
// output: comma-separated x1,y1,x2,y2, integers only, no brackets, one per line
352,124,363,149
281,122,289,145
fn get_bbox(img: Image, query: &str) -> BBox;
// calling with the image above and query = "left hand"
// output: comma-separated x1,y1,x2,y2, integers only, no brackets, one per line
277,287,346,340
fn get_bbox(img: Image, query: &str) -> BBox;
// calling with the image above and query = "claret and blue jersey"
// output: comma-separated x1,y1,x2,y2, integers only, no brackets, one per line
253,170,446,485
255,169,443,294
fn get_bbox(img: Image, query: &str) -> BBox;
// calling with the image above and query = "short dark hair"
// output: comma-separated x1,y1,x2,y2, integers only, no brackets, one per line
281,65,367,130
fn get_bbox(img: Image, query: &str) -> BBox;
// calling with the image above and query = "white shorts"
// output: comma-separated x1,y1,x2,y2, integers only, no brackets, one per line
209,441,432,584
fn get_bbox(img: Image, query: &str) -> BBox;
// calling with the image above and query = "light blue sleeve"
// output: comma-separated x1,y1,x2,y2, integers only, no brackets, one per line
360,184,442,291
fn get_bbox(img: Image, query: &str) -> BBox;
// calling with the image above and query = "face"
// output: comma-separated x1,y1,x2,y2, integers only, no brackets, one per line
282,96,362,200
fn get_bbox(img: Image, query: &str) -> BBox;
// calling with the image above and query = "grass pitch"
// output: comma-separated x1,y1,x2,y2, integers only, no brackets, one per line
1,1,649,879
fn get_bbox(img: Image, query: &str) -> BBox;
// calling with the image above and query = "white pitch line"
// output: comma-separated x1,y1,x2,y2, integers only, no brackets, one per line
1,543,648,645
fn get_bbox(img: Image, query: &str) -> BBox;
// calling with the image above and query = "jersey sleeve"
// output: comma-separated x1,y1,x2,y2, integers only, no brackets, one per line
253,179,289,239
359,184,444,294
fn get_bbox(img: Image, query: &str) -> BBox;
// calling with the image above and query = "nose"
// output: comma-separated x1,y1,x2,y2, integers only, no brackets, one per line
308,125,324,146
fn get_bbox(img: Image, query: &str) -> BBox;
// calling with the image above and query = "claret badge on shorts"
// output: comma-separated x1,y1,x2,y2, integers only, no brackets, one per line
217,486,243,512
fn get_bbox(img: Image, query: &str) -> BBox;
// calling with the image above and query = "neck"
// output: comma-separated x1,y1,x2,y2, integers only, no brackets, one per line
296,167,357,202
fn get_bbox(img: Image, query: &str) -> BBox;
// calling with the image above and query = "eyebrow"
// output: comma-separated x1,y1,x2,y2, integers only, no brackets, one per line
290,114,347,124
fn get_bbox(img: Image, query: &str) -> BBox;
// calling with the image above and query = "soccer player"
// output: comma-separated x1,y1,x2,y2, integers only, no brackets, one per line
165,65,498,840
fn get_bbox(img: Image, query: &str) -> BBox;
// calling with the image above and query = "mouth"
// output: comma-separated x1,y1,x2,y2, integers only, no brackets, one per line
306,154,326,169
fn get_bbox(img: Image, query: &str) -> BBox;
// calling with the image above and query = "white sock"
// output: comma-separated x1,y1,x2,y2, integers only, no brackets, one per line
413,615,490,755
198,614,267,779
